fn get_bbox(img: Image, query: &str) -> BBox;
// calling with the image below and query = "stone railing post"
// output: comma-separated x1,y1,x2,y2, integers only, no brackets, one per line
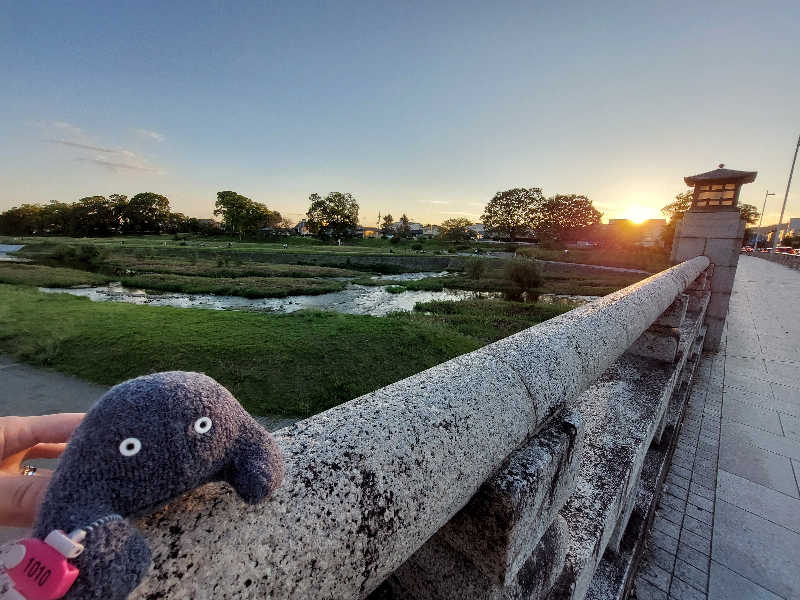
670,164,757,351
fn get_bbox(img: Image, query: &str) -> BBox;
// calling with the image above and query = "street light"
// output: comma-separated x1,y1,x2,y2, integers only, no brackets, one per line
771,133,800,253
753,190,775,252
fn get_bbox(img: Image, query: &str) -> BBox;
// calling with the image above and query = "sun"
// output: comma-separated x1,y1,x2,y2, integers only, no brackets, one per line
625,205,655,224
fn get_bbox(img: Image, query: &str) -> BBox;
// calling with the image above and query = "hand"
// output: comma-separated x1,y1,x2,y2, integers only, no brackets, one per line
0,414,84,527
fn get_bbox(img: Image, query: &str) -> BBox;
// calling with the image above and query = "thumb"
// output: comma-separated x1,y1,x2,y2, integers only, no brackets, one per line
0,473,53,528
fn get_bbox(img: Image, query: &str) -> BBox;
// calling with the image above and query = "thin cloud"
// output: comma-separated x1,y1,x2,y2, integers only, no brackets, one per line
81,156,161,173
429,200,449,205
39,122,164,175
135,128,165,142
34,120,84,136
47,139,117,153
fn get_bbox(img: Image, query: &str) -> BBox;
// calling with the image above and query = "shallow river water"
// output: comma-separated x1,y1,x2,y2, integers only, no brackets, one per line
38,270,597,317
39,281,497,316
0,244,28,262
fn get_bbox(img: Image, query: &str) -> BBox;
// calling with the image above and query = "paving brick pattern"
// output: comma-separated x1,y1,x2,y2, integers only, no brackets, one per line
634,256,800,600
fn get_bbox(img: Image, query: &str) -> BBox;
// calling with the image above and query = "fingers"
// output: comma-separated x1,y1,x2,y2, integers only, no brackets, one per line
0,473,52,527
0,414,84,461
24,443,68,460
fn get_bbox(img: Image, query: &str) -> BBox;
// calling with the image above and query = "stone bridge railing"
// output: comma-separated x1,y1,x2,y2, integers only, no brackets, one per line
130,256,713,600
751,250,800,270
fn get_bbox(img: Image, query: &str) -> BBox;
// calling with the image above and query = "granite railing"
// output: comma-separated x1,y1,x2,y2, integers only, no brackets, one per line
751,250,800,270
130,256,712,600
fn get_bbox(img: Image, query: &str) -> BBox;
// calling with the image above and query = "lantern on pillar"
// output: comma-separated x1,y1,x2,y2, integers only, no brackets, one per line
684,164,757,212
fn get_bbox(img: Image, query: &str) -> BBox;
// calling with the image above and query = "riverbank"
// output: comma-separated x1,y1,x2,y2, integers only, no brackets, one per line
0,284,570,415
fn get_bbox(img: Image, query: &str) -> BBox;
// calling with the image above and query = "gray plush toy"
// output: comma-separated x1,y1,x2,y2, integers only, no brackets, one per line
17,371,283,600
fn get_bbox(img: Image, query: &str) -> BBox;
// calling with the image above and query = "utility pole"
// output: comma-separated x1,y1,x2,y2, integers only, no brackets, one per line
771,134,800,252
753,190,775,252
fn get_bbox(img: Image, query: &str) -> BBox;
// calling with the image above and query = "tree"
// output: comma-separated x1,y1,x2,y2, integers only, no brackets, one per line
214,191,280,238
738,203,760,225
533,194,602,242
109,194,129,232
0,204,42,235
380,214,394,235
661,190,693,223
39,200,73,234
438,218,475,242
305,192,359,238
125,192,171,233
71,196,118,236
482,188,542,240
397,213,411,238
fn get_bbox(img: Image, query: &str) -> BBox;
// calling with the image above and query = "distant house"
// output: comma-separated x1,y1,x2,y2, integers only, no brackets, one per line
421,225,440,238
467,223,485,239
294,220,311,236
358,226,379,238
390,221,424,237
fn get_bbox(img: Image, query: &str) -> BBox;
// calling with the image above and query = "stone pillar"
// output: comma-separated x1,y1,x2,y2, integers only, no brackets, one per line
671,211,744,351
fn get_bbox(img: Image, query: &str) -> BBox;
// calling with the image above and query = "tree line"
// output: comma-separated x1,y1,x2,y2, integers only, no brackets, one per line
1,186,636,244
1,193,190,236
0,191,289,238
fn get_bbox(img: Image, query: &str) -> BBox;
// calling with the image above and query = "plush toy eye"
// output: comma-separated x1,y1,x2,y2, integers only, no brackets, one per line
119,437,142,457
194,417,212,434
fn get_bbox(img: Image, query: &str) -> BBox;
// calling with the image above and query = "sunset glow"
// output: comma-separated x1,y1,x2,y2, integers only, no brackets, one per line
624,205,659,224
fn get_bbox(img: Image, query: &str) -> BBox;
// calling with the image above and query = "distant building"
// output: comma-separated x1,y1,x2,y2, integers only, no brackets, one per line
294,220,311,236
748,217,799,243
467,223,485,239
421,225,440,238
606,218,666,247
638,219,666,247
358,226,379,238
390,221,424,237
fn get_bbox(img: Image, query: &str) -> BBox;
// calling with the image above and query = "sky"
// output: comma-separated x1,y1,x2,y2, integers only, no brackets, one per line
1,1,799,226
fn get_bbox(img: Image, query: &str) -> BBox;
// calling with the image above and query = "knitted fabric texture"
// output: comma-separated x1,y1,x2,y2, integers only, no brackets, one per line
32,371,285,600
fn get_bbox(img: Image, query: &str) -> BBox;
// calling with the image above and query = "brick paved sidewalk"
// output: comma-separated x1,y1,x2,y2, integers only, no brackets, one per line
634,256,800,600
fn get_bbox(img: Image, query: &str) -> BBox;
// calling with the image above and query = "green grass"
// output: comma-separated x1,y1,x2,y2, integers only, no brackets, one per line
515,246,669,272
0,263,110,287
118,272,346,298
10,235,453,257
402,299,571,344
0,284,485,416
104,255,362,278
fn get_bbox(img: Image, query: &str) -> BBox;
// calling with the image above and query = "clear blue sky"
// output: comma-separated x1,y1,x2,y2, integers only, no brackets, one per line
1,1,798,225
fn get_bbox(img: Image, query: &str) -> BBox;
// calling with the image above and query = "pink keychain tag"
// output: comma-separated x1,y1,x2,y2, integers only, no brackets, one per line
1,530,83,600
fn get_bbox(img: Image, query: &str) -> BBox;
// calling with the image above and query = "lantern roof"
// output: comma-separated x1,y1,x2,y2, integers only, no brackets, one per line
684,164,757,186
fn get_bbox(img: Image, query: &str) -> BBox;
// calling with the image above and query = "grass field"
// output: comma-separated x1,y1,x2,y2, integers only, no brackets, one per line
104,255,362,278
0,284,566,416
7,235,489,257
0,263,110,287
406,299,569,343
515,246,669,272
117,272,346,298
